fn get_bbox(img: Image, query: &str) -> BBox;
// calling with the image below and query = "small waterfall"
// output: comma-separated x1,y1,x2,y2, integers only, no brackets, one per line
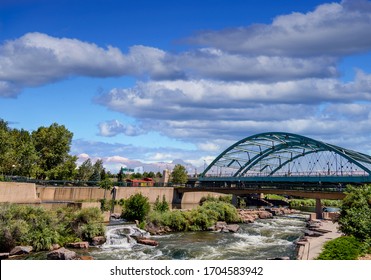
103,225,150,248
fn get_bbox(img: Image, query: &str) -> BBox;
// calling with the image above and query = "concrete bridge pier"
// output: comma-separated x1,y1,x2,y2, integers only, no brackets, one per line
315,198,323,219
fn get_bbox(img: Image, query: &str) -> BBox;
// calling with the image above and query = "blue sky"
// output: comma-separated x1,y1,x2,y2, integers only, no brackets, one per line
1,0,371,173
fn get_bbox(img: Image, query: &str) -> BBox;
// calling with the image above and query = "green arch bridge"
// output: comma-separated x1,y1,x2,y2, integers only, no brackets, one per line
181,132,371,218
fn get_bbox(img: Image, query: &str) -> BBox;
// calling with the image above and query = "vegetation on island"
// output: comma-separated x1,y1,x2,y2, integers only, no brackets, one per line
0,204,105,252
116,193,239,232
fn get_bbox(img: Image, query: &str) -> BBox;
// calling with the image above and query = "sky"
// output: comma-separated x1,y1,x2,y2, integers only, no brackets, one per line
1,0,371,173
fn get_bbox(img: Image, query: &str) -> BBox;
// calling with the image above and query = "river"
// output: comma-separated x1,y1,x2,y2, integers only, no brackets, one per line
89,214,308,260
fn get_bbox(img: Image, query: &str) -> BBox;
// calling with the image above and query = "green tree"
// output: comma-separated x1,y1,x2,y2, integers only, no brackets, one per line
77,159,94,181
90,159,104,182
0,120,15,176
32,123,74,179
338,184,371,244
99,178,113,199
11,129,38,178
121,193,150,222
171,164,188,184
117,167,126,182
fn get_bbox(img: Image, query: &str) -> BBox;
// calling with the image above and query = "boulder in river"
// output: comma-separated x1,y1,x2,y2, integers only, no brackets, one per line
47,247,77,260
9,246,33,256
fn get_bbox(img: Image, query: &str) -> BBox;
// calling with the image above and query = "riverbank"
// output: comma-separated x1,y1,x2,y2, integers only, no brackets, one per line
296,219,342,260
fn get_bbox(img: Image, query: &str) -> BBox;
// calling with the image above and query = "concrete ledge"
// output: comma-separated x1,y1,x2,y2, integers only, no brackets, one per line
0,182,41,203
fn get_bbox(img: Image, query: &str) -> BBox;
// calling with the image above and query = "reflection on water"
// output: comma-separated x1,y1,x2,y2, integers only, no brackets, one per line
90,215,308,260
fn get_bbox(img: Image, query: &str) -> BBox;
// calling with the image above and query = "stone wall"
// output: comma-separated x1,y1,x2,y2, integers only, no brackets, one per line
0,182,40,203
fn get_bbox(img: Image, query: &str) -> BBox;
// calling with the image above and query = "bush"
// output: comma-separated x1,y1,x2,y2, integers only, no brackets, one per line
146,200,240,232
200,194,232,205
316,236,364,260
121,193,150,222
153,195,169,212
69,207,105,242
0,204,61,251
0,204,105,252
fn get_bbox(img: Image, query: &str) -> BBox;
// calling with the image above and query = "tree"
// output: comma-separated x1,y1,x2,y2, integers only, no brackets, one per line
32,123,74,179
11,129,38,178
77,159,94,181
338,184,371,244
99,178,113,200
90,159,104,182
171,164,188,184
117,167,126,182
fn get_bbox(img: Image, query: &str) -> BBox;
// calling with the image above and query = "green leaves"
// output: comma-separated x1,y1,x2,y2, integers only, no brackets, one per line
121,193,150,222
0,204,105,252
338,184,371,243
171,164,188,184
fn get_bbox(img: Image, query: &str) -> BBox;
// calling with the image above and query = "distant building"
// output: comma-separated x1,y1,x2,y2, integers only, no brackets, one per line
126,178,154,187
160,169,170,185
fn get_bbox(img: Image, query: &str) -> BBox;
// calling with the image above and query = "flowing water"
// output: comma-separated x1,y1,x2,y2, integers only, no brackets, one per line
89,214,308,260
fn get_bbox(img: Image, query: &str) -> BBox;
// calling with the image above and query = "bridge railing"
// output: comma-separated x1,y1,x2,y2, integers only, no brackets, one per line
202,170,369,178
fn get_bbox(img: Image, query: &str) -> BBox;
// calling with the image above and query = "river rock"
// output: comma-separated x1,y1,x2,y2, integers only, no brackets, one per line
66,242,89,249
80,255,94,260
9,246,33,256
48,244,61,251
47,247,77,260
91,236,106,246
258,211,273,219
145,222,171,235
226,224,240,233
135,238,159,246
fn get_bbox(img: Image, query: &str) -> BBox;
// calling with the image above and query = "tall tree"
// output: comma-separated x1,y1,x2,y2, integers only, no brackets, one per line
171,164,188,184
10,129,38,177
0,119,13,176
32,123,74,179
77,159,94,181
90,159,104,182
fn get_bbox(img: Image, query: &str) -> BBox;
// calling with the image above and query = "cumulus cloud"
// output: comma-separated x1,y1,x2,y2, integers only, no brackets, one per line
189,0,371,56
98,120,145,137
0,33,183,97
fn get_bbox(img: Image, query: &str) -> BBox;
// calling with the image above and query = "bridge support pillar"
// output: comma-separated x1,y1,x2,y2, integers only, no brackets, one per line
315,198,323,219
231,195,238,207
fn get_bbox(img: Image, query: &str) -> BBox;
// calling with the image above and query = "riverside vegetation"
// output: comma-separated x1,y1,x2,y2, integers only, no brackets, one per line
0,204,105,253
317,184,371,260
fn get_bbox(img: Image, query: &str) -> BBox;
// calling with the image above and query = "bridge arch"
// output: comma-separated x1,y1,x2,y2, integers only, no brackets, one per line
201,132,371,179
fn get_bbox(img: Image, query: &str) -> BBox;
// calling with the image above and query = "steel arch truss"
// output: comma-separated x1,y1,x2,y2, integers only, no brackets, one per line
201,132,371,178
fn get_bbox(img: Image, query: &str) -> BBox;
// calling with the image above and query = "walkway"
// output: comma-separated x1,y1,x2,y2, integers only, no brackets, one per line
297,220,342,260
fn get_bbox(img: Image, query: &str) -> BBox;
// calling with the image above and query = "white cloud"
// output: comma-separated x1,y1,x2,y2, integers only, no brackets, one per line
98,120,145,137
189,0,371,56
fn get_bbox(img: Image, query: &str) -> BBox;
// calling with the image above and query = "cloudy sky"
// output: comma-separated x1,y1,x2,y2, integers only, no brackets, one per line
1,0,371,173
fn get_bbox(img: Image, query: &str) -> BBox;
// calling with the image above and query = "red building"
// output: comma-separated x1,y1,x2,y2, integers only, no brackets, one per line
126,178,154,187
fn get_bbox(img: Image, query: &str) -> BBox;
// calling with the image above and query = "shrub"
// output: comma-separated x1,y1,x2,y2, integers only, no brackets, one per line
70,207,105,242
0,204,105,252
316,236,364,260
153,195,170,212
146,200,240,232
121,193,150,222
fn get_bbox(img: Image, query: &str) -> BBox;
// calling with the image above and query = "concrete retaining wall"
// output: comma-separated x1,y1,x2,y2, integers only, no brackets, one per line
0,182,41,203
1,182,229,207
